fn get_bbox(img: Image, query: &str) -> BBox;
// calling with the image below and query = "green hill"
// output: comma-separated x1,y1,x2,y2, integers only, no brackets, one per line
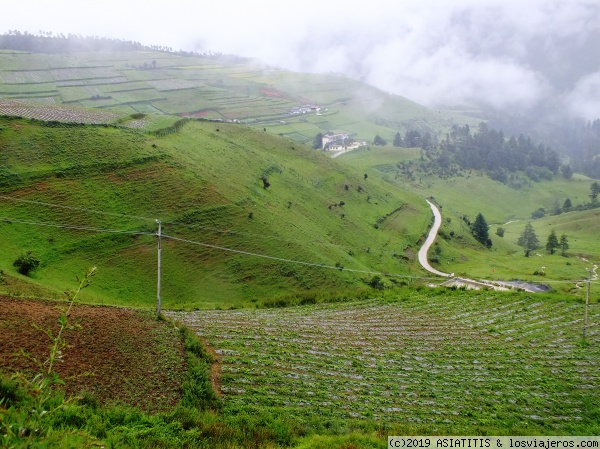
0,48,479,143
340,145,599,293
1,46,597,304
0,116,431,308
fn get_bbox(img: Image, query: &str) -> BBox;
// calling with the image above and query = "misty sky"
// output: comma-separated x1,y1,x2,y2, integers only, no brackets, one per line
3,0,599,119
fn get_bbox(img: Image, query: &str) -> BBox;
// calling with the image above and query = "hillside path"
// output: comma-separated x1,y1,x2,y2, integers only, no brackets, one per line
418,200,452,277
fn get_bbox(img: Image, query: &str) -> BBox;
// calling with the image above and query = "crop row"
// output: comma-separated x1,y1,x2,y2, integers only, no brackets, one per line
56,77,128,87
0,100,118,123
147,79,201,91
1,67,122,85
168,293,599,430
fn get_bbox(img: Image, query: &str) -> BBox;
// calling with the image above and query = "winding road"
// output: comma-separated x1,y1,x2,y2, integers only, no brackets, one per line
418,200,452,277
417,200,592,293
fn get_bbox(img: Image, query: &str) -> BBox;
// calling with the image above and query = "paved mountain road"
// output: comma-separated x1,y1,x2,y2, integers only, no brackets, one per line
418,200,452,278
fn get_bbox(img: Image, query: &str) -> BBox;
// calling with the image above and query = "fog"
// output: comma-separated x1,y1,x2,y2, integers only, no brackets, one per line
3,0,599,119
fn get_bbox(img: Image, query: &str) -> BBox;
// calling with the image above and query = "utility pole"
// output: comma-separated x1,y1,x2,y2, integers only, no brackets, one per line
584,269,591,339
156,219,162,317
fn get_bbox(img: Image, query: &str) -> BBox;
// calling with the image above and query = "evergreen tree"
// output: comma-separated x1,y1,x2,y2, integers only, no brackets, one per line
546,229,559,254
313,133,323,150
404,130,422,147
472,213,491,248
517,222,539,257
563,198,572,210
560,234,570,256
590,182,600,201
561,164,573,179
393,132,403,147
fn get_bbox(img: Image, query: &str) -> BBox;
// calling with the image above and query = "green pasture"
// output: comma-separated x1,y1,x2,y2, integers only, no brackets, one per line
340,145,594,222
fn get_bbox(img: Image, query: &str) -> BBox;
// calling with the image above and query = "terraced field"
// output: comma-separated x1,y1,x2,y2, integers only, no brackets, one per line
0,50,479,143
168,291,600,433
0,99,118,123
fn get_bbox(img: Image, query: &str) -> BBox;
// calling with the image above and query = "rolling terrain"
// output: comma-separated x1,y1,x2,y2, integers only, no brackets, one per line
1,44,599,447
0,115,431,309
0,48,479,145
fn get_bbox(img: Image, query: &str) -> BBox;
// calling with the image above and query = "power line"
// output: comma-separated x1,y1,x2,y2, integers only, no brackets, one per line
0,195,153,222
0,216,153,235
161,233,427,279
0,214,431,280
1,214,598,286
0,193,416,255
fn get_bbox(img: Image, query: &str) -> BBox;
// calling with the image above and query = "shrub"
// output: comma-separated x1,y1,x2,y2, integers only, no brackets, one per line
13,251,40,276
368,275,385,290
531,208,546,219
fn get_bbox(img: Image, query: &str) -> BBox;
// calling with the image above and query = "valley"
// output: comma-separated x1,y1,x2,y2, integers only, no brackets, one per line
0,41,599,448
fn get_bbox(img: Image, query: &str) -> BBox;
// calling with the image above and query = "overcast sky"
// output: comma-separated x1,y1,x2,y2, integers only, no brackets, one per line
2,0,599,119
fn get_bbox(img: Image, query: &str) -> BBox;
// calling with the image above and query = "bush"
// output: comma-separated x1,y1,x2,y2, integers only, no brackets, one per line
531,208,546,219
368,275,385,290
13,251,40,276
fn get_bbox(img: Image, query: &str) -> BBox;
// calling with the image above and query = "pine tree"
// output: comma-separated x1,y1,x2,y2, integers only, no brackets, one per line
472,213,491,248
561,164,573,179
546,229,559,254
517,222,539,257
590,182,600,201
393,132,403,147
313,133,323,150
560,234,570,256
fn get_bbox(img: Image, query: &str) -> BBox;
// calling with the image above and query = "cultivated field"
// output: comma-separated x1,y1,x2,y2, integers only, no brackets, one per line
0,50,478,140
0,99,118,123
168,290,600,434
0,296,187,411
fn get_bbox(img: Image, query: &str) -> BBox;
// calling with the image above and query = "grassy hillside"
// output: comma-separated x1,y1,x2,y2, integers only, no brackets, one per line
1,48,597,299
340,146,600,291
0,116,430,308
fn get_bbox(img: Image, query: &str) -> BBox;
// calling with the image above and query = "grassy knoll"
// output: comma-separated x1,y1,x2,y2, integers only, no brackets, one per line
0,116,430,309
169,288,600,436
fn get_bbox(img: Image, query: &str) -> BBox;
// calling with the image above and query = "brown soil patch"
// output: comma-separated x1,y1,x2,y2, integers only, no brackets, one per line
0,296,187,412
186,110,209,118
260,88,284,98
199,337,222,397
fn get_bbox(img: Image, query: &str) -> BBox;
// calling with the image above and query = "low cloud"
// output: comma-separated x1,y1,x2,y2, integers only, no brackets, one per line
565,71,600,120
3,0,599,119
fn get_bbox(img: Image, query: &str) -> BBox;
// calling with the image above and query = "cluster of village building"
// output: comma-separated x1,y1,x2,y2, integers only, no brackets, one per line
322,132,367,153
286,104,367,154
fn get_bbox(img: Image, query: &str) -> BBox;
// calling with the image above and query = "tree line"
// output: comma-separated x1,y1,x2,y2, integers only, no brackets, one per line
438,123,562,184
0,31,251,63
387,123,569,186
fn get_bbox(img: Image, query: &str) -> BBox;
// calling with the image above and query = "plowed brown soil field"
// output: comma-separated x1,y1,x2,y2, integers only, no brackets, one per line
0,296,187,412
